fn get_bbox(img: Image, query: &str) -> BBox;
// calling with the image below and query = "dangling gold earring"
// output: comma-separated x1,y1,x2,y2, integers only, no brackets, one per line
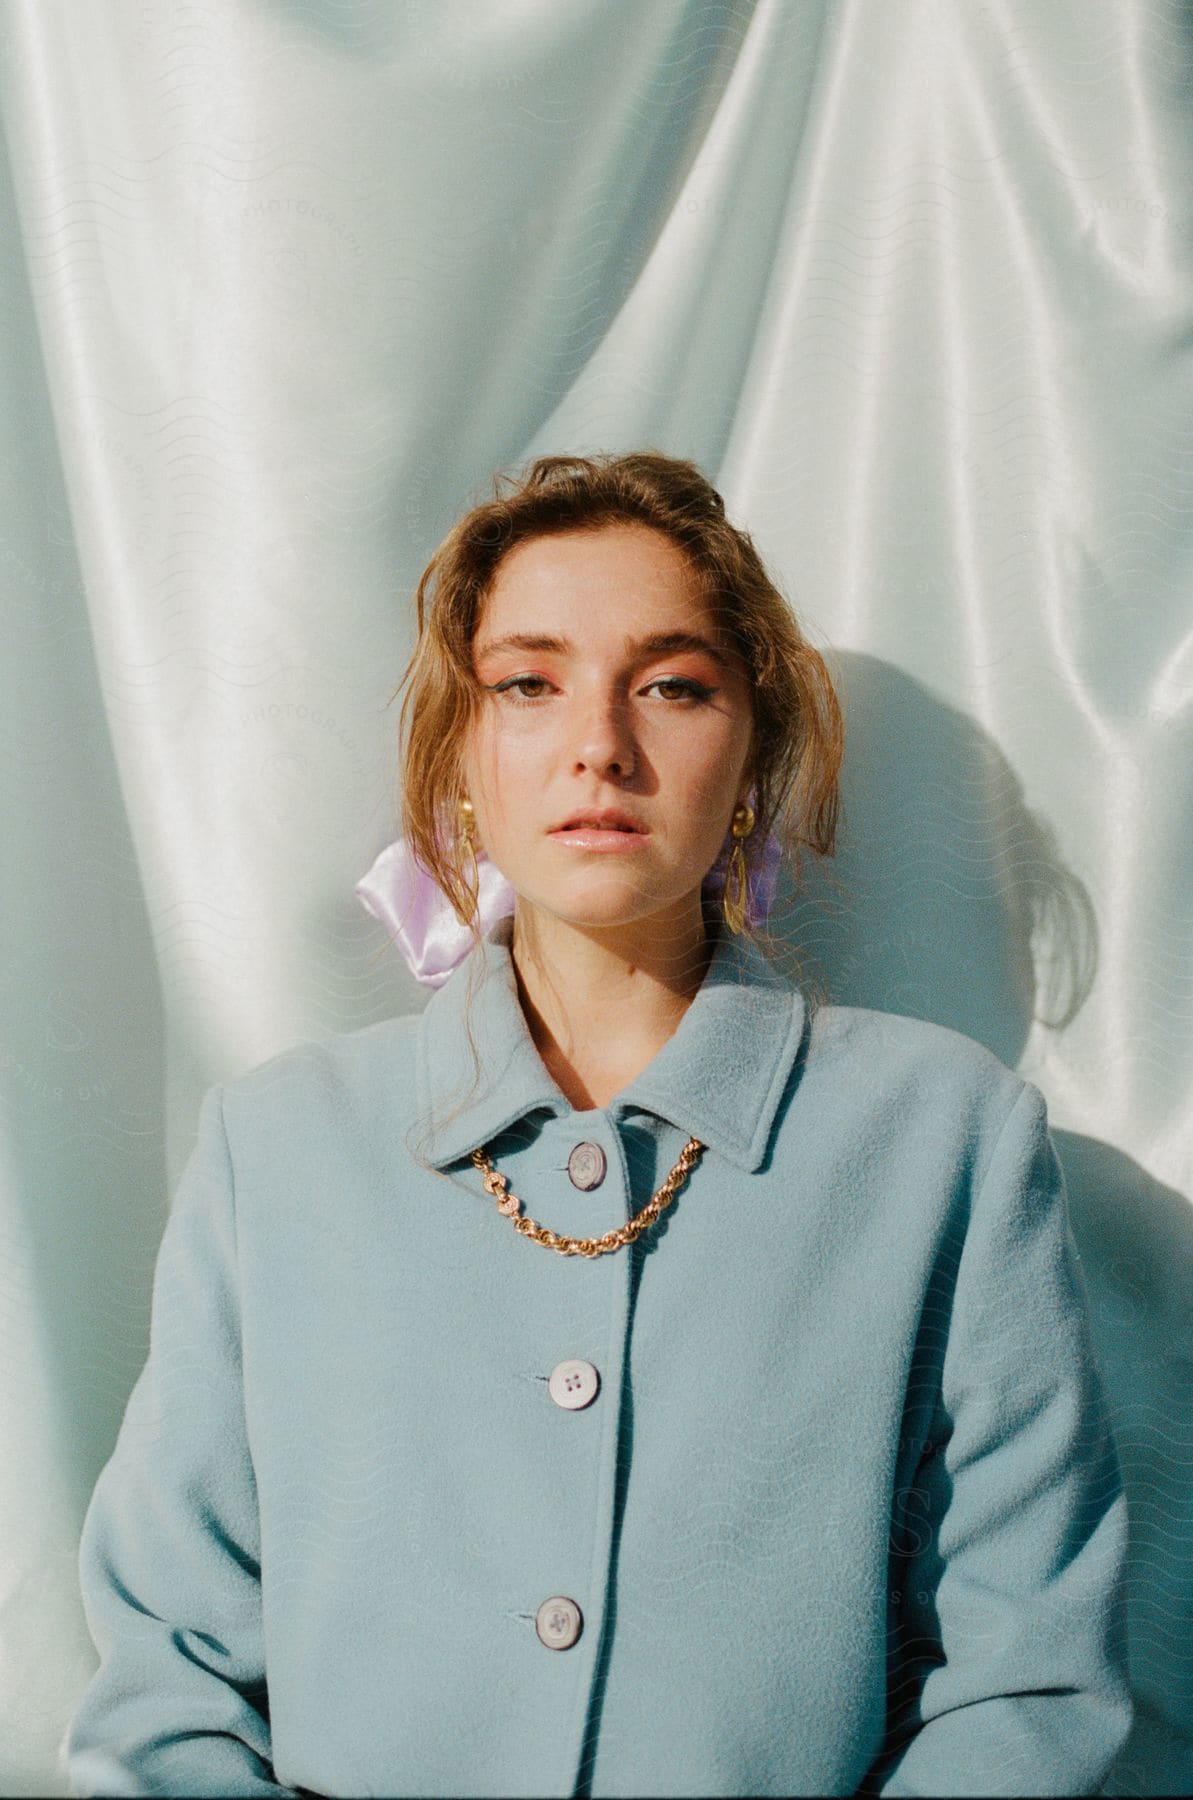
456,796,479,917
722,801,755,935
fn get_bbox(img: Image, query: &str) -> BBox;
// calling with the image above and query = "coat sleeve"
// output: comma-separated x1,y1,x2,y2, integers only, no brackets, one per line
65,1082,302,1798
863,1079,1133,1798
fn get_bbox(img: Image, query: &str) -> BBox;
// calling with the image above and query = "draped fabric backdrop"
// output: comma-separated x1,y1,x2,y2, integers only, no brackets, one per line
0,2,1189,1793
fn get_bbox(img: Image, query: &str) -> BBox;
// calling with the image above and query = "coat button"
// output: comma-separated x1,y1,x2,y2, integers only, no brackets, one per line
567,1141,606,1190
535,1595,583,1650
547,1358,600,1410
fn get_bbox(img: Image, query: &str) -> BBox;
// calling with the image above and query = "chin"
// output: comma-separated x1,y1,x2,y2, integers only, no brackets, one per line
518,877,690,931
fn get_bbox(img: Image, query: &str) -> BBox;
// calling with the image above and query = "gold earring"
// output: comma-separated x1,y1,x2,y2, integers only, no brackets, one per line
456,796,479,914
722,801,755,935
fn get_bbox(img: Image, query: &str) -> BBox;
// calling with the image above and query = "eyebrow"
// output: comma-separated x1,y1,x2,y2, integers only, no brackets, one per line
473,629,732,669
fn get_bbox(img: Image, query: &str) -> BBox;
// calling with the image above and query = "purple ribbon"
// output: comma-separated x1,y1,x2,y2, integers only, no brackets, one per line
357,820,783,989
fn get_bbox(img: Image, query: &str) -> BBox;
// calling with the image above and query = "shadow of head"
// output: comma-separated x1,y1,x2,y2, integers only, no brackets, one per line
779,649,1096,1069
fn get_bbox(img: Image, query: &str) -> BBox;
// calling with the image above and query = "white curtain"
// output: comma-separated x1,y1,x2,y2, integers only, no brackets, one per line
0,3,1188,1792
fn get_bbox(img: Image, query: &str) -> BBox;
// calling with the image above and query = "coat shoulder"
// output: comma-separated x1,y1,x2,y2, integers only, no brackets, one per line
217,1010,424,1141
806,999,1031,1118
792,1003,1042,1209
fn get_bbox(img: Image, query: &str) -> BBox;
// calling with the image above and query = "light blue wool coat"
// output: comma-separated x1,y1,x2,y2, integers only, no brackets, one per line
66,914,1132,1799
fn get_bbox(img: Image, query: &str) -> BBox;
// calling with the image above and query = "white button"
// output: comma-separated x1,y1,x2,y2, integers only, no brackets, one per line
548,1358,600,1410
567,1141,606,1189
535,1595,583,1650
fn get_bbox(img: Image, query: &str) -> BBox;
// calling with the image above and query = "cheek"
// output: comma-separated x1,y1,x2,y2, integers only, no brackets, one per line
681,733,748,805
468,718,542,833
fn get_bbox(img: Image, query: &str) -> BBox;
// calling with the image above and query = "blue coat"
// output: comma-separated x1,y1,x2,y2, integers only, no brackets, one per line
66,915,1132,1798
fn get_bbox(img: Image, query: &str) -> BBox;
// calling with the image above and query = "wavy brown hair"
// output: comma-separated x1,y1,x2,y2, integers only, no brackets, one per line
393,448,843,957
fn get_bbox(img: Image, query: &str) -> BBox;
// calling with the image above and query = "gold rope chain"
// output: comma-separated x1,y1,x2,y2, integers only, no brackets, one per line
469,1136,706,1257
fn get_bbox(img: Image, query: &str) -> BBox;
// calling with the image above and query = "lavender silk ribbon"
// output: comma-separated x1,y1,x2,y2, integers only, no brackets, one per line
355,827,783,990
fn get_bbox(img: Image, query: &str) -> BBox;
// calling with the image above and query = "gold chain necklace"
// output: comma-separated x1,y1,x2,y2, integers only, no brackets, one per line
470,1136,705,1257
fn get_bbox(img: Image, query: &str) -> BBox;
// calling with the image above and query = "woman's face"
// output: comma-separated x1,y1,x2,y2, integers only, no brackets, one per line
462,522,756,935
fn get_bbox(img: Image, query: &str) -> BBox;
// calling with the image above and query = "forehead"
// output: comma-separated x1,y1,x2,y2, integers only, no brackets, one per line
479,523,715,634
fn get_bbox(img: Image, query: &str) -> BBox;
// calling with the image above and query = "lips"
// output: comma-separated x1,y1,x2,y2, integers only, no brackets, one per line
551,807,648,834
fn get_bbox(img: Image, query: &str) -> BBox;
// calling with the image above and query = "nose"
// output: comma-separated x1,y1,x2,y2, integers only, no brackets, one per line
570,684,636,781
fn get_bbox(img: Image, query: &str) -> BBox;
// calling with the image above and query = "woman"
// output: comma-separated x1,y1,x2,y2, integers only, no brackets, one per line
66,452,1131,1798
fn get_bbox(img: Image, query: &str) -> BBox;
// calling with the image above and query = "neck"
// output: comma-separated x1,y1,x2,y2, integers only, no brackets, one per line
510,895,718,1111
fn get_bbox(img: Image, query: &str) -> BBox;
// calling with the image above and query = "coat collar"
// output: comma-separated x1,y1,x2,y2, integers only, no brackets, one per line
415,913,808,1173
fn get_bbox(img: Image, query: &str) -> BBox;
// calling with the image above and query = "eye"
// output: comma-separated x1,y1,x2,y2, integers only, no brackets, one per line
645,676,716,702
488,675,553,703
